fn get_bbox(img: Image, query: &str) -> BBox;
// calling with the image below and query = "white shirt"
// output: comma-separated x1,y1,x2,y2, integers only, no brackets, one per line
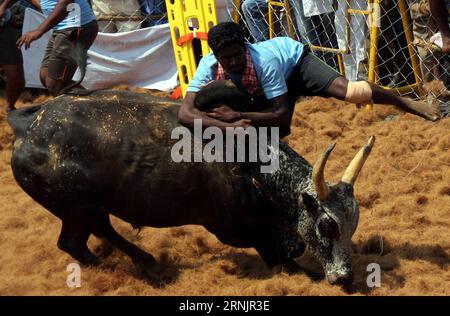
302,0,334,17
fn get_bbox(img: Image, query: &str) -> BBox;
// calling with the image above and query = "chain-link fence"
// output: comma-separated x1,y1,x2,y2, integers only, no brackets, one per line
7,0,447,102
90,0,168,32
225,0,450,101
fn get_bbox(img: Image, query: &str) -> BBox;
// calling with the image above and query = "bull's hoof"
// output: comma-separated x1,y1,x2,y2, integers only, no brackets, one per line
80,253,101,267
66,250,100,267
281,260,302,274
94,241,115,259
304,270,325,282
58,238,100,266
133,254,158,278
132,253,157,268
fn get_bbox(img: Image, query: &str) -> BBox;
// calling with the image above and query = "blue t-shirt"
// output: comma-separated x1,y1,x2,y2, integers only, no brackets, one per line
40,0,96,30
187,37,304,100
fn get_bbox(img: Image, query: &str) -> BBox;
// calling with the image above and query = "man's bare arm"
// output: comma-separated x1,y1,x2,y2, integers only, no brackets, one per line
241,94,291,127
31,0,41,11
207,93,291,128
35,0,74,34
17,0,74,49
178,92,252,130
0,0,18,16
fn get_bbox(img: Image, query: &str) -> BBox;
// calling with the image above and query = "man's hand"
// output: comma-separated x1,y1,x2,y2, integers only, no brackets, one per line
17,30,44,49
207,105,241,122
231,119,252,129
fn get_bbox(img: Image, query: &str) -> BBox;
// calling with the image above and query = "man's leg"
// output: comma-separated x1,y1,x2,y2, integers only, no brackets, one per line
44,36,78,97
2,64,25,111
0,23,24,110
45,75,69,97
429,0,450,53
39,66,48,88
294,50,441,121
44,21,98,96
327,76,441,121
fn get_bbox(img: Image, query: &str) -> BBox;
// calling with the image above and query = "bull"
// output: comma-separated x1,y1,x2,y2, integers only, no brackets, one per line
7,88,374,286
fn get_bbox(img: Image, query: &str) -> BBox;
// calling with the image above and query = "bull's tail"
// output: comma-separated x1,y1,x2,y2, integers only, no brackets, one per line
7,105,42,138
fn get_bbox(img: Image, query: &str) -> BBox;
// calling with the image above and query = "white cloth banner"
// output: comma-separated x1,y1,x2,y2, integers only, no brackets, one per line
22,8,178,91
22,8,53,89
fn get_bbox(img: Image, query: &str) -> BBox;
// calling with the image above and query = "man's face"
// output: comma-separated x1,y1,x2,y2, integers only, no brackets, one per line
215,43,246,75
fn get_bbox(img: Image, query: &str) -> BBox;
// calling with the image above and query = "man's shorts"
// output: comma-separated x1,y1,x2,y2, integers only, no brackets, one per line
42,20,98,81
286,46,342,104
0,23,23,65
282,47,341,136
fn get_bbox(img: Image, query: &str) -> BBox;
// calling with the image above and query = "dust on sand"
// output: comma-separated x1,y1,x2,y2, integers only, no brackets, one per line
0,89,448,295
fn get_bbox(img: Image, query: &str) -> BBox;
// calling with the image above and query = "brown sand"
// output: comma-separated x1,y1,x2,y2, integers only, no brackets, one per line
0,89,448,295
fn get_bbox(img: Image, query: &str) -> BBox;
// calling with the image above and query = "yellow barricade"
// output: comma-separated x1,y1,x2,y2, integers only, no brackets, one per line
165,0,219,97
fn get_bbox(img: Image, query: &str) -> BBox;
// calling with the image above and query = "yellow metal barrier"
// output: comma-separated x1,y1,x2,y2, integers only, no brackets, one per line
268,0,295,39
397,0,424,97
233,0,241,23
366,0,424,98
165,0,218,97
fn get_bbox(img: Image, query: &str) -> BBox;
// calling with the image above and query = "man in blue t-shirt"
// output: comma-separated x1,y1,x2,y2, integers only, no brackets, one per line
179,22,441,137
17,0,98,96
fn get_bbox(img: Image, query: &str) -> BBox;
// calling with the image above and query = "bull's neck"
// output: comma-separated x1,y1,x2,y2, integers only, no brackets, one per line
252,141,313,217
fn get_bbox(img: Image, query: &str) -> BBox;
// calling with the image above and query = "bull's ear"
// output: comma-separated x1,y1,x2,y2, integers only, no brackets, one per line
302,193,319,215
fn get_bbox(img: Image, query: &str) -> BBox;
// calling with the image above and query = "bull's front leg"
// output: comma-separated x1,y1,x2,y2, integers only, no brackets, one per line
57,206,100,266
92,211,156,269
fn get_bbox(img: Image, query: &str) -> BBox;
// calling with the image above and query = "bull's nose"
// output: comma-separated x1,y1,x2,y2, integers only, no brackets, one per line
327,271,354,286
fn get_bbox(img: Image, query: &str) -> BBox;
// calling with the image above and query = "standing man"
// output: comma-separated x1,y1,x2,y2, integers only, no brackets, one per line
0,0,24,111
241,0,338,68
178,22,441,137
17,0,98,96
429,0,450,53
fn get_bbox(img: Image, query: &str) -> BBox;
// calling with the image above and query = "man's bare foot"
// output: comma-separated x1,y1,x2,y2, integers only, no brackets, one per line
405,100,441,121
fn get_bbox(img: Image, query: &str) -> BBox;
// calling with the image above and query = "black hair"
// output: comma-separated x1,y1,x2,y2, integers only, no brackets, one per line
207,22,246,54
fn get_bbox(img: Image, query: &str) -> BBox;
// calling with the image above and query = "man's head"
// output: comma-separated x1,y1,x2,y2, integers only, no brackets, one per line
208,22,247,74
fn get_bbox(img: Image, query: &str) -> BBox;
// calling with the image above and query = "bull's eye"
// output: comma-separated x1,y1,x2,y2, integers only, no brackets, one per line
318,217,340,240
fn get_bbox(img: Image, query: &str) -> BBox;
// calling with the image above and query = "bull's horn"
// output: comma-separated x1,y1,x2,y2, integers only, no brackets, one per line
312,142,336,200
341,136,375,185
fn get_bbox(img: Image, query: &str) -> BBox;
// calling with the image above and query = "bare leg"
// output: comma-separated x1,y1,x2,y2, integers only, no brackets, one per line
45,76,66,97
369,83,440,121
43,62,78,96
39,67,48,88
327,77,441,121
2,64,25,111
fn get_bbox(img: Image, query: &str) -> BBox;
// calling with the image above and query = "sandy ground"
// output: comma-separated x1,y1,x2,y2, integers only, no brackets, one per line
0,87,448,296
